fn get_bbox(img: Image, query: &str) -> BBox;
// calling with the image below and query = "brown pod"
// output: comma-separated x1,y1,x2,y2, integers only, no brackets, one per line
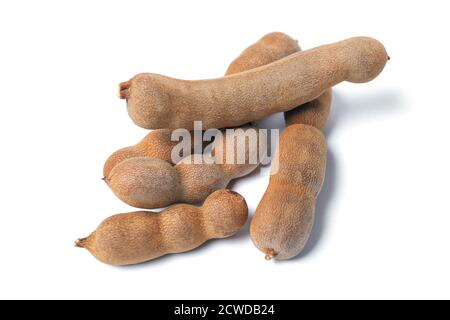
250,124,327,260
120,37,388,130
103,129,175,178
76,189,248,265
105,125,266,209
103,129,208,178
284,88,332,130
225,32,300,75
226,32,332,130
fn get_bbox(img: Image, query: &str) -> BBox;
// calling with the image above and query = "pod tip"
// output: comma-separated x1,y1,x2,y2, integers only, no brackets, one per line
119,81,131,99
265,249,277,261
75,238,87,248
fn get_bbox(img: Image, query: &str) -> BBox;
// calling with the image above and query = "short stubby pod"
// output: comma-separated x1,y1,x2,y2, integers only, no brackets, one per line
103,129,208,178
76,189,248,265
250,124,327,260
105,125,266,209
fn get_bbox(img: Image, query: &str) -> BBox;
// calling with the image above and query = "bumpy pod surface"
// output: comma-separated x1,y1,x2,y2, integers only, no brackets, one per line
105,125,266,209
250,124,327,260
120,37,388,130
226,32,332,130
76,189,248,265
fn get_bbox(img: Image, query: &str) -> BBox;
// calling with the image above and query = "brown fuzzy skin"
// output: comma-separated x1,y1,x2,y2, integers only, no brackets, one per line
226,32,332,130
225,32,300,75
120,37,388,130
103,130,174,178
284,89,332,130
103,129,208,178
105,125,266,209
76,189,248,265
250,124,327,260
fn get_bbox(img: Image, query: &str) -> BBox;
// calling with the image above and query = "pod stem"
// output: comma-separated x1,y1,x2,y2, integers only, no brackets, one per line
75,238,88,248
119,81,131,99
265,249,277,261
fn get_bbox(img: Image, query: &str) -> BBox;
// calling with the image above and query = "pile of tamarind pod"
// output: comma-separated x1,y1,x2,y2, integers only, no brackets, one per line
77,32,389,265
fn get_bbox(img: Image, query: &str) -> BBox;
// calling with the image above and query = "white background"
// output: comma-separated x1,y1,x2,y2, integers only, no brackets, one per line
0,0,449,300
